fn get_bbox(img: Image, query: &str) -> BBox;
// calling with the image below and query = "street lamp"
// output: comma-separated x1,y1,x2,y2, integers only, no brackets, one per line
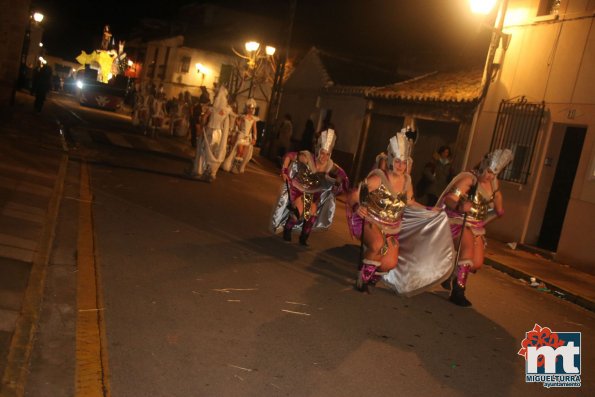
232,41,276,97
33,12,44,23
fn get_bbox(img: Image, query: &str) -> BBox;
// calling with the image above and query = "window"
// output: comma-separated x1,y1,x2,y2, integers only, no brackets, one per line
537,0,561,16
179,56,191,73
489,97,545,184
157,65,166,80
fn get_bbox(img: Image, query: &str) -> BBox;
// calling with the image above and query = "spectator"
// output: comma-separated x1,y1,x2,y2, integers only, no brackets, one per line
300,119,315,151
33,65,52,112
275,113,293,160
418,145,454,206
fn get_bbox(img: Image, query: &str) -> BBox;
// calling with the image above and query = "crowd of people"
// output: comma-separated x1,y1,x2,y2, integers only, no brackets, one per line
130,84,263,181
128,83,513,307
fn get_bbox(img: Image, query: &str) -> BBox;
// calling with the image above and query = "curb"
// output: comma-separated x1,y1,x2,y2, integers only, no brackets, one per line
484,257,595,312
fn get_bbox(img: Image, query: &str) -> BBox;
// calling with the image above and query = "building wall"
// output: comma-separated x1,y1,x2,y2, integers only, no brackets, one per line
471,0,595,271
318,94,367,174
142,37,271,116
0,0,31,105
277,48,329,151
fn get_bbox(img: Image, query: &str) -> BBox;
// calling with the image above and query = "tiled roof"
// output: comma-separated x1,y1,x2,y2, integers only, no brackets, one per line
366,69,483,103
314,48,405,88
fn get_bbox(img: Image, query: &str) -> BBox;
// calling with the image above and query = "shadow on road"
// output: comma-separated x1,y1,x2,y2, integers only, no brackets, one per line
241,245,519,396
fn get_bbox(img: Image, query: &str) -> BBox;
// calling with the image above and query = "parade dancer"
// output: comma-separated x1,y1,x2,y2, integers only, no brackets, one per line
438,149,513,306
270,129,349,246
347,129,455,294
222,98,258,174
188,86,231,182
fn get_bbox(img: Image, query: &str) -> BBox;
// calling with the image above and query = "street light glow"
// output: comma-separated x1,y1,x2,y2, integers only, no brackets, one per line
195,63,209,75
469,0,497,14
245,41,260,52
33,12,44,23
265,46,276,56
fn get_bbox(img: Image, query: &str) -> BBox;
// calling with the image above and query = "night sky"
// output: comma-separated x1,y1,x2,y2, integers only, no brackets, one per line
31,0,492,69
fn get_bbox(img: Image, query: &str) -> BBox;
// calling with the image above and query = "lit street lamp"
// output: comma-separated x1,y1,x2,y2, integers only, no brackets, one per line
232,41,276,98
33,12,44,23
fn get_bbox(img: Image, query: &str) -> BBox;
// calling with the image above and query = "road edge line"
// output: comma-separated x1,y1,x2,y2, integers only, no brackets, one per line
75,162,110,397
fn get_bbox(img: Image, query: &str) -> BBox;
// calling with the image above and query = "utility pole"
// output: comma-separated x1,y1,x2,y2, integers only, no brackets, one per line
262,0,296,158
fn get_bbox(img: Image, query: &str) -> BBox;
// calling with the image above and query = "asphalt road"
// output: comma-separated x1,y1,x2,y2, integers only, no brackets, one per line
25,94,595,396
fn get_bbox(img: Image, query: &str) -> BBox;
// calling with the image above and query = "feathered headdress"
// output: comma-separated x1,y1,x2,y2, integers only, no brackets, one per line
317,129,336,153
387,127,415,166
480,148,514,175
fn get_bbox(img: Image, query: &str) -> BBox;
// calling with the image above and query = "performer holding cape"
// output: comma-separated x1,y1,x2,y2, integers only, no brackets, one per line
347,129,455,295
270,129,349,246
437,148,513,307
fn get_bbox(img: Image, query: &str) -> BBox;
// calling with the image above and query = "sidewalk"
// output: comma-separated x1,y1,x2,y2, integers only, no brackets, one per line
484,240,595,311
0,93,68,393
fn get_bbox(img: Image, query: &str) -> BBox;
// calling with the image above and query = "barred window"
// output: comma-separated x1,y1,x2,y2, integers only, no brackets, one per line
489,97,545,184
179,56,191,73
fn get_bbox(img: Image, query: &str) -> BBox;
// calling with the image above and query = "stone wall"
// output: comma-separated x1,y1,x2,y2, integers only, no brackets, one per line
0,0,31,106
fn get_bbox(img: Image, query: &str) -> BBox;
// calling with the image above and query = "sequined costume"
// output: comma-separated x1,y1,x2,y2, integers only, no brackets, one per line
437,148,513,306
439,171,500,240
222,99,258,174
271,151,348,231
270,130,349,245
348,129,455,296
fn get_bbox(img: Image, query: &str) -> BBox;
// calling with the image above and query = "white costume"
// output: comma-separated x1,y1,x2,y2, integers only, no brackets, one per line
222,98,258,174
190,87,231,181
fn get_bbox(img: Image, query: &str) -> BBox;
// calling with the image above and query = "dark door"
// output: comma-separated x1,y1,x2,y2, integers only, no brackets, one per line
537,126,586,251
359,114,404,182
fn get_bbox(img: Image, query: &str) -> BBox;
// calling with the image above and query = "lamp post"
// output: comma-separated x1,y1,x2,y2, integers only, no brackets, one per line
16,11,44,94
462,0,509,170
233,41,276,98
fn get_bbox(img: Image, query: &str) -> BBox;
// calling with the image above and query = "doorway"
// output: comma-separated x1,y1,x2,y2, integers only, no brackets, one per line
537,126,586,251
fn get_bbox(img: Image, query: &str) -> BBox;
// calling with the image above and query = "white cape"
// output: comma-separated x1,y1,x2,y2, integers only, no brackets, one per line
382,206,455,297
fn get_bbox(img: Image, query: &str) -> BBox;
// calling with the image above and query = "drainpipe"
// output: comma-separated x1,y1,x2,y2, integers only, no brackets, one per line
462,0,509,170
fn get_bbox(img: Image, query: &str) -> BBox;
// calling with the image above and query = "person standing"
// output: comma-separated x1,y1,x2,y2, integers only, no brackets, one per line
438,149,513,306
33,65,52,112
270,129,349,246
419,145,454,206
274,114,293,160
300,119,315,151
